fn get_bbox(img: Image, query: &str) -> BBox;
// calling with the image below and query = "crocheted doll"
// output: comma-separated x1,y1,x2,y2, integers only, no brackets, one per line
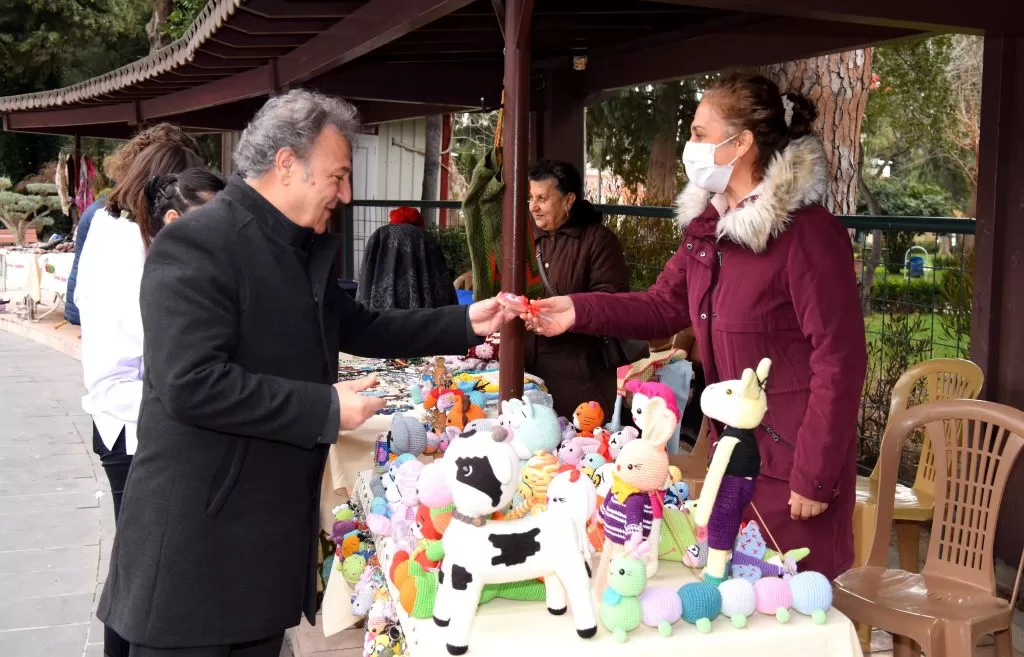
499,397,561,463
693,358,772,587
626,380,682,455
594,396,676,595
572,401,605,437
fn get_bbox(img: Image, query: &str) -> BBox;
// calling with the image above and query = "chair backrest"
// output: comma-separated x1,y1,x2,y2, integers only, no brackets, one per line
868,399,1024,594
870,358,984,492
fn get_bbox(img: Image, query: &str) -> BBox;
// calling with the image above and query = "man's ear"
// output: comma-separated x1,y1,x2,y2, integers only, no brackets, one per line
275,147,297,180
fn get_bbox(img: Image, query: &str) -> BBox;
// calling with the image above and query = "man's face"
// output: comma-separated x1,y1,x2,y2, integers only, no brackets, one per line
287,125,353,233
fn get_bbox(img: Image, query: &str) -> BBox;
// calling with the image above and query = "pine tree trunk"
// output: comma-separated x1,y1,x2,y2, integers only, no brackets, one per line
147,0,173,52
421,115,443,225
646,83,684,204
760,50,873,215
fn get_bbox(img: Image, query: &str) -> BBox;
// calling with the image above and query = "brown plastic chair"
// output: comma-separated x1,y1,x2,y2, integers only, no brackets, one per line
834,399,1024,657
855,359,985,571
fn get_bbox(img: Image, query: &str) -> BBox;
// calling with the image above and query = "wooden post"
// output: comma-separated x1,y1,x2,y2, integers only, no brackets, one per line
497,0,534,401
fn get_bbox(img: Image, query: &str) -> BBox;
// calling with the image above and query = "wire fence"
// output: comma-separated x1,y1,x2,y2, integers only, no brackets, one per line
342,200,975,476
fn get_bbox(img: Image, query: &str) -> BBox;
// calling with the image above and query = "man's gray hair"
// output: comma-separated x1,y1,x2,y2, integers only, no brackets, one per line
233,89,361,177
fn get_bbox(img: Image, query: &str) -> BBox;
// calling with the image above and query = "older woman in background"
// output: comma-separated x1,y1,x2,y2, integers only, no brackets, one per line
525,159,629,420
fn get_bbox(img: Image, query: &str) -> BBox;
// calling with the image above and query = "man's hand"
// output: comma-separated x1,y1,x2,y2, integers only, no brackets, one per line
468,298,518,337
334,376,386,431
788,490,829,520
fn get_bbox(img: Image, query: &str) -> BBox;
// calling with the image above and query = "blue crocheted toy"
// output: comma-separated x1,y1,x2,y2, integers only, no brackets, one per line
678,581,722,633
788,572,832,624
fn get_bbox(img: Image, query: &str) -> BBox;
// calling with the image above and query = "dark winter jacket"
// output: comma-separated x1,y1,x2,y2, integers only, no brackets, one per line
526,200,630,419
356,223,458,311
570,137,867,578
97,176,477,648
64,196,106,325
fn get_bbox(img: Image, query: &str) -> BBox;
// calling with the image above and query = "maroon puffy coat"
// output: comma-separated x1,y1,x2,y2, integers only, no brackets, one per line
571,136,867,578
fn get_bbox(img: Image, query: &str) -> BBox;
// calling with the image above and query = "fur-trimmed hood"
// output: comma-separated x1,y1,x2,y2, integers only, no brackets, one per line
674,135,828,253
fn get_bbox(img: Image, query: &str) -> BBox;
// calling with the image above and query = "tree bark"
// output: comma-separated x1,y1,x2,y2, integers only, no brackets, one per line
147,0,173,52
645,82,684,204
761,49,873,215
421,114,443,225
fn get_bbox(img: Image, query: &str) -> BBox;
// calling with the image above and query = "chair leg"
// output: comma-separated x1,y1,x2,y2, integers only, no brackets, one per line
895,520,922,573
893,634,921,657
994,629,1013,657
856,622,872,653
853,503,875,567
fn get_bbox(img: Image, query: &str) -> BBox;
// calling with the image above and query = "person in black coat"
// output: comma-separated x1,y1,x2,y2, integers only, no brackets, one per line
96,90,514,657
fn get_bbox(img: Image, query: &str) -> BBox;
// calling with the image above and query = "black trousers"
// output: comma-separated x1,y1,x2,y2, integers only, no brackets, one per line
130,632,285,657
93,424,134,657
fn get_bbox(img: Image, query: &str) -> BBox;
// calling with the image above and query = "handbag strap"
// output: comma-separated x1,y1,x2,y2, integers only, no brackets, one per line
534,245,558,297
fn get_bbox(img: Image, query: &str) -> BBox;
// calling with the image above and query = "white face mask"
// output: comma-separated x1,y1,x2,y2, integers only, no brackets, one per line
682,134,739,194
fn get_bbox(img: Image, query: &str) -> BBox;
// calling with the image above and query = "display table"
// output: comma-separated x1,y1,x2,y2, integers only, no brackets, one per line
320,414,393,532
368,489,863,657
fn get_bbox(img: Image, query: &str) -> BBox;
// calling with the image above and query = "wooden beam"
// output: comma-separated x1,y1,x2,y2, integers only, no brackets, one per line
311,62,499,108
358,101,469,124
242,0,362,19
645,0,1014,33
222,12,333,36
141,65,271,119
4,103,136,131
584,17,919,93
276,0,476,87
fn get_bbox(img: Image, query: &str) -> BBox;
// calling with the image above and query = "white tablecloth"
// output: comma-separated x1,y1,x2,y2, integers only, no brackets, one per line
377,535,863,657
1,251,73,304
38,252,73,301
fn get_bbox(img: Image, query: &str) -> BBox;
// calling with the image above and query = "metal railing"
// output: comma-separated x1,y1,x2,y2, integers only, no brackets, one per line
342,200,976,475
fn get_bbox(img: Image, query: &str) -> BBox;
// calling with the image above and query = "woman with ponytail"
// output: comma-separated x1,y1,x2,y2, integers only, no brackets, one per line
518,72,867,580
75,150,222,657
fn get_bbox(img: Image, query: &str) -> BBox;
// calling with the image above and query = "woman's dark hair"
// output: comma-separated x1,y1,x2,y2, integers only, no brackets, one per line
528,159,584,200
145,168,226,228
107,141,204,248
704,72,818,180
107,123,202,182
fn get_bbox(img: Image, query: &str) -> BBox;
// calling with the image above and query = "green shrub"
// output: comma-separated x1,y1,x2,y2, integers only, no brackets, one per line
870,276,938,309
430,226,472,279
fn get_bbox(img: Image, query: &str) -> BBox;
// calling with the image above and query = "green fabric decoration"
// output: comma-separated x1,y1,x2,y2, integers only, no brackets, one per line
461,150,544,301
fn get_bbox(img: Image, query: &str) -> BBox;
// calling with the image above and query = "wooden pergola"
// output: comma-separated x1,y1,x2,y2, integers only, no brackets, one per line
3,0,1023,556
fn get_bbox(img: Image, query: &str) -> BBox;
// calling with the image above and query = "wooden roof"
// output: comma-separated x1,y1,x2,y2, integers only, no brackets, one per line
0,0,980,138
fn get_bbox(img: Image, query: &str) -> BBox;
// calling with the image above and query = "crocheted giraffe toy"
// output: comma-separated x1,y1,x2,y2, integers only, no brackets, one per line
693,357,772,587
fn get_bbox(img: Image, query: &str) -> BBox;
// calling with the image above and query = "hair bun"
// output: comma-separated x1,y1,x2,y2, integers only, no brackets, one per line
782,93,817,139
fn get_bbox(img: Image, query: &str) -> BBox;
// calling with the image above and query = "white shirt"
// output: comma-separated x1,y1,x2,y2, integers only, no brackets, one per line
76,209,146,454
710,182,765,217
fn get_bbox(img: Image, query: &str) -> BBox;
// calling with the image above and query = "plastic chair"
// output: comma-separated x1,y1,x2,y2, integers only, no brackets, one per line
834,399,1024,657
854,358,985,573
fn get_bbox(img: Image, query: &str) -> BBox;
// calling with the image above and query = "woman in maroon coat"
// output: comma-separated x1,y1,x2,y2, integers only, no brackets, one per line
522,73,867,579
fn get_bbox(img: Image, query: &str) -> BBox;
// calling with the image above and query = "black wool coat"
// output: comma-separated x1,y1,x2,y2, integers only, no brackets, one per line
97,177,477,648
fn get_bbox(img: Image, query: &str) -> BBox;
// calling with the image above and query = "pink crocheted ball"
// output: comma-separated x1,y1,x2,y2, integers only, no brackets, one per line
754,577,793,616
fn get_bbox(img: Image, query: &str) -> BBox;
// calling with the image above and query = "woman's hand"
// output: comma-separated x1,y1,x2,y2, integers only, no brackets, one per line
454,271,473,290
788,490,829,520
522,296,576,337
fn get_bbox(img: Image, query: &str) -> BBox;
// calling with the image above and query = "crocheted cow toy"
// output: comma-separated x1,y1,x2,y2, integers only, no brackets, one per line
433,426,597,655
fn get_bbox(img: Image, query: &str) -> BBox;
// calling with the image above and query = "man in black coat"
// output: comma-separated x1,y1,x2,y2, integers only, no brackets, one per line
96,90,513,656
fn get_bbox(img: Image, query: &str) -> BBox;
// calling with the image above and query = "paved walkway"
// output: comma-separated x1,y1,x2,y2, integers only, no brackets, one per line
0,330,111,657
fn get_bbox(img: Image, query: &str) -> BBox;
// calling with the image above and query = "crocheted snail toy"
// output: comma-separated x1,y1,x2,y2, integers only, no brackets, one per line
432,426,596,654
599,533,682,642
693,357,772,587
499,397,561,464
573,401,605,437
594,396,676,595
625,380,682,454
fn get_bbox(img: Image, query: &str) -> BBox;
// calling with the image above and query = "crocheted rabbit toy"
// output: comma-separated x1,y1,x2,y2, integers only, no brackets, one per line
600,533,682,643
693,357,772,587
573,401,605,437
626,380,682,455
594,396,676,595
499,397,561,464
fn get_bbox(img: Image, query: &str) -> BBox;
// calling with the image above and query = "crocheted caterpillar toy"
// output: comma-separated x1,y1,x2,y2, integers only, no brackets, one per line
693,357,772,587
594,396,676,595
677,581,723,633
600,533,682,642
433,426,596,654
719,572,836,628
625,380,682,455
